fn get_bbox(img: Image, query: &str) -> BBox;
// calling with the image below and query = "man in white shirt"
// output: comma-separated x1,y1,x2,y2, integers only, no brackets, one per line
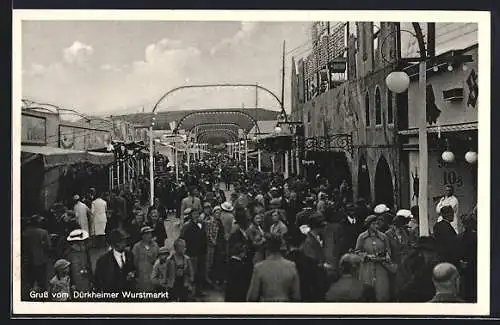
91,190,108,248
73,194,91,234
94,229,136,295
436,185,460,233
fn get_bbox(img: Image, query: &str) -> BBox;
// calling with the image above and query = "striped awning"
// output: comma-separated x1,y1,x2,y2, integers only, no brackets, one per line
398,122,478,136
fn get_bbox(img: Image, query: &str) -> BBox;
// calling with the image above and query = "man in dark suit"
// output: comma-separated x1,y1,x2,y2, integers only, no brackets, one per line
94,229,136,298
429,262,465,303
213,182,227,205
283,190,302,242
180,209,208,297
299,212,330,302
322,203,345,280
433,206,459,266
21,214,52,297
340,203,364,255
224,242,252,302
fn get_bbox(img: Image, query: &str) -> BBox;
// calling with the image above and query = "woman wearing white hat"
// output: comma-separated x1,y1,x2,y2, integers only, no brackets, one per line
64,229,92,292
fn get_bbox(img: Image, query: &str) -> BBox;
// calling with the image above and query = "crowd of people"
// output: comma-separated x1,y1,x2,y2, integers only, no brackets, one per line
21,152,477,303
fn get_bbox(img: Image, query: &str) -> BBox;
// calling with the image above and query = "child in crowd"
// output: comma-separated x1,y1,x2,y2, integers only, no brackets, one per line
151,246,171,294
166,238,194,302
48,259,72,301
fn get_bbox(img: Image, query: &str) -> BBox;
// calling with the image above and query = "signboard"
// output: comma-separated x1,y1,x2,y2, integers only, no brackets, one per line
162,135,184,143
87,131,111,150
328,59,347,73
59,125,110,150
22,113,46,145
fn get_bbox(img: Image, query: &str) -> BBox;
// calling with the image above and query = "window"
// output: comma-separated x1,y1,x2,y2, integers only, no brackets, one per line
373,22,381,52
375,86,382,125
362,22,367,61
387,89,394,124
349,21,358,53
365,92,370,127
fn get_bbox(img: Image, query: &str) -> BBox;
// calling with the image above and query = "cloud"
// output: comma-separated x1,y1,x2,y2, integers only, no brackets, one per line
210,22,258,55
63,41,94,65
23,38,204,115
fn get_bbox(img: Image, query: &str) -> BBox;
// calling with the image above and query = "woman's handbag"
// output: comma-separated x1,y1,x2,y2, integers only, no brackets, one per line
381,260,398,274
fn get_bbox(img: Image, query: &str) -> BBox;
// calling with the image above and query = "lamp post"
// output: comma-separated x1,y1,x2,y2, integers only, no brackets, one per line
385,24,429,235
274,120,304,179
242,138,248,172
149,124,154,207
187,140,191,173
384,22,472,236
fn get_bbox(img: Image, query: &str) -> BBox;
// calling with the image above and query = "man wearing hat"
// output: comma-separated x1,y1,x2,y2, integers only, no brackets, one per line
64,229,92,292
385,210,412,299
94,229,136,295
263,198,284,233
300,212,331,302
180,186,202,224
180,206,208,297
220,202,235,241
73,194,91,234
132,226,160,291
296,196,316,229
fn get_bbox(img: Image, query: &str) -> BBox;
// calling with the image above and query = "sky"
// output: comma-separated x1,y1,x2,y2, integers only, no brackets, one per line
22,20,311,117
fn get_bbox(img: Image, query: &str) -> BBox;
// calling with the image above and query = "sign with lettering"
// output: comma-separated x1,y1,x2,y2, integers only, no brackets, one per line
409,150,476,231
22,113,46,145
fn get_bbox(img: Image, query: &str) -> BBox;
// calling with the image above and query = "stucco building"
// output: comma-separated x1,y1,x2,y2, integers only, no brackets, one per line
291,22,400,208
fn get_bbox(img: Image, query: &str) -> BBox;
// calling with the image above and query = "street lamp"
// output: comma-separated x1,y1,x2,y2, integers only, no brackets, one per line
383,22,472,236
385,71,410,94
465,150,478,164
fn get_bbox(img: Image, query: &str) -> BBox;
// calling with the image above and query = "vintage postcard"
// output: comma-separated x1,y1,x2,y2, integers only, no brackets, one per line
12,9,491,315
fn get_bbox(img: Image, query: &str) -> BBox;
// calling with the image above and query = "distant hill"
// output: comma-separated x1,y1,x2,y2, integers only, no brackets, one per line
113,108,280,132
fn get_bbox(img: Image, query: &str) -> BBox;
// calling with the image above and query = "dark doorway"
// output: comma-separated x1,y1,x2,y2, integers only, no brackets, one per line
357,155,371,203
305,151,352,200
374,155,394,209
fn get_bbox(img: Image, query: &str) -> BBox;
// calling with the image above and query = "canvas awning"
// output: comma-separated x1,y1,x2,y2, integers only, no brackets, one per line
22,145,114,168
22,145,87,168
398,122,478,136
86,151,115,165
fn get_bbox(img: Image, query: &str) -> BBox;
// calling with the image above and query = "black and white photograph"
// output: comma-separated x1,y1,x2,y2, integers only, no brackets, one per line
12,10,491,315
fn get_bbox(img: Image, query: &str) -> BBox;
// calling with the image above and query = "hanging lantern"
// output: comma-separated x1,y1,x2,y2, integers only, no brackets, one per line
385,71,410,94
441,150,455,163
465,151,478,164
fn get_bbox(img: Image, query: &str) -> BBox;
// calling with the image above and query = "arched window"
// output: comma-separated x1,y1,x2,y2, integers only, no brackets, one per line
375,86,382,125
365,92,370,127
387,88,394,124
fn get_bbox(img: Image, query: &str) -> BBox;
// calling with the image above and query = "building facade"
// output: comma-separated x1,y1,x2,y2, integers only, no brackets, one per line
291,22,401,208
399,44,478,233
